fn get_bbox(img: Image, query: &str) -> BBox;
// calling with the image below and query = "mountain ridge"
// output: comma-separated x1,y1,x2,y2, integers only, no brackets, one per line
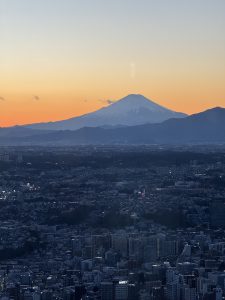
0,106,225,145
23,94,187,130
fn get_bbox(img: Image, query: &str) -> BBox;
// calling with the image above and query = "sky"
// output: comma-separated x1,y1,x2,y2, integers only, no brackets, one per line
0,0,225,127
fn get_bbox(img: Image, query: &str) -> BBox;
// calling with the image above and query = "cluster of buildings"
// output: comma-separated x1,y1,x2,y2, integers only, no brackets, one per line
0,146,225,299
1,225,225,300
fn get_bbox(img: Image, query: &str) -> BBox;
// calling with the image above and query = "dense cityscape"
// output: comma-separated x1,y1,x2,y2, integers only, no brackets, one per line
0,146,225,299
1,0,224,300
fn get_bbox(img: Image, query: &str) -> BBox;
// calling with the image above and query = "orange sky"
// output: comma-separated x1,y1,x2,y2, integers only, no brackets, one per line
1,0,225,127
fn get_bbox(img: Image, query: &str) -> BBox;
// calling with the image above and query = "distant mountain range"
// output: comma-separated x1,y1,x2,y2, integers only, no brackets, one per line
0,95,225,145
24,94,187,130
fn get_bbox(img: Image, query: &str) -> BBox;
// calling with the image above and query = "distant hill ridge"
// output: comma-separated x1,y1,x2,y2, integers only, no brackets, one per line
0,106,225,145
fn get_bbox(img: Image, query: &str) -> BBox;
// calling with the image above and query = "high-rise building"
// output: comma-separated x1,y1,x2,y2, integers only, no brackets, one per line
210,201,225,228
214,287,222,300
115,281,128,300
112,235,128,257
166,269,181,300
100,282,114,300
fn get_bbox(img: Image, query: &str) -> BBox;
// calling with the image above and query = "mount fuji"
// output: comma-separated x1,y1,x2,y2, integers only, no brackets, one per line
24,94,187,131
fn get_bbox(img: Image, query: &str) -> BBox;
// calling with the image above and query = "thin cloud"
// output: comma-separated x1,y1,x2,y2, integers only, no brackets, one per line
33,95,40,101
99,99,116,105
0,96,5,101
106,99,116,105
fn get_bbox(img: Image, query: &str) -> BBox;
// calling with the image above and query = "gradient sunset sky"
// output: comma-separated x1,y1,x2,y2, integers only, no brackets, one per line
0,0,225,127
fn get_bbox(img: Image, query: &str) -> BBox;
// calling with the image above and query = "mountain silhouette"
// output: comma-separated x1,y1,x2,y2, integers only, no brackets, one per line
1,107,225,145
24,94,186,130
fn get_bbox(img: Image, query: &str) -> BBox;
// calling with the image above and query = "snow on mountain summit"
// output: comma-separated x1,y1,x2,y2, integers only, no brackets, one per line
96,94,174,116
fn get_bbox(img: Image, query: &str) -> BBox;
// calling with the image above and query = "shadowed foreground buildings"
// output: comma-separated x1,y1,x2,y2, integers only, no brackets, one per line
210,201,225,228
1,146,225,299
